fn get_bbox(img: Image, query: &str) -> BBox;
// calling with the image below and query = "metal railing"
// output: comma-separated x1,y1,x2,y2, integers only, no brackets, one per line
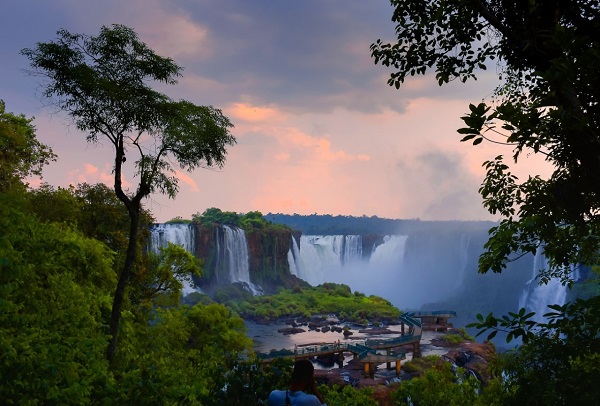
257,311,450,361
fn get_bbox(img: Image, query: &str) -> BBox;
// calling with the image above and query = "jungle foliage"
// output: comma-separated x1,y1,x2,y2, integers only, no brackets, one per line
22,24,236,364
372,0,600,403
0,102,254,404
227,282,401,323
194,207,291,231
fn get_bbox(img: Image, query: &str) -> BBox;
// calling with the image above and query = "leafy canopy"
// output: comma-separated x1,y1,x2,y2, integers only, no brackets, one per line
21,24,236,365
21,24,235,201
0,100,56,192
372,1,600,281
372,1,600,402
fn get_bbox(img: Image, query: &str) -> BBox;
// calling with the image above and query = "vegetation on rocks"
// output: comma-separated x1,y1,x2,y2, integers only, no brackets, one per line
227,283,401,323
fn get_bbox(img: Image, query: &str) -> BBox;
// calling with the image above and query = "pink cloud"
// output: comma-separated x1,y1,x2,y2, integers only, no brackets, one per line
66,163,130,188
174,169,199,192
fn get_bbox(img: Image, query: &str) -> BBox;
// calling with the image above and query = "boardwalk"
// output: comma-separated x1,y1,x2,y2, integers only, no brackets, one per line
255,311,452,376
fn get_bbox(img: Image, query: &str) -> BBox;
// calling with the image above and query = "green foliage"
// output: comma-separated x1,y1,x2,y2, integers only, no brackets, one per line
401,355,441,375
233,283,400,322
134,242,203,309
318,385,378,406
193,207,290,232
374,3,600,401
115,303,252,405
443,329,474,345
22,24,235,364
0,105,258,404
0,194,115,404
468,297,600,404
392,362,480,406
0,100,56,192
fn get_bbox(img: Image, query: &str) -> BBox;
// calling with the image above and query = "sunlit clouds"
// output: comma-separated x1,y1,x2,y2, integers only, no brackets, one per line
1,0,553,222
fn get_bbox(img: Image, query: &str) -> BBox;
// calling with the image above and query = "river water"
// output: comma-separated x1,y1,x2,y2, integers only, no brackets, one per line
245,320,449,365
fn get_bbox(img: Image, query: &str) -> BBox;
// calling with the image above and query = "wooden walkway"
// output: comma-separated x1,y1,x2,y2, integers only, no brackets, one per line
257,312,435,369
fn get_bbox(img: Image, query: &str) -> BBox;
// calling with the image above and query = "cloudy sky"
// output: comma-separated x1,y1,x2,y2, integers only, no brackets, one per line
1,0,550,222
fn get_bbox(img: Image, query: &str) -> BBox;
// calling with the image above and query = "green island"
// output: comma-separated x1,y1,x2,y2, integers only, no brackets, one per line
207,283,401,324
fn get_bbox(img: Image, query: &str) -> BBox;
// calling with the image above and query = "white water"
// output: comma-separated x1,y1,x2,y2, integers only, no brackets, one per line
519,247,576,322
288,234,438,309
219,225,263,295
149,223,197,295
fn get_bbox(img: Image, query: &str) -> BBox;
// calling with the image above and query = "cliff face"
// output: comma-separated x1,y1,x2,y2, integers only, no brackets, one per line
245,227,296,291
190,223,297,293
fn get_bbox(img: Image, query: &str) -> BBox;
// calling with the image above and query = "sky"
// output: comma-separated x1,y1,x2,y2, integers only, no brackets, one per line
1,0,551,223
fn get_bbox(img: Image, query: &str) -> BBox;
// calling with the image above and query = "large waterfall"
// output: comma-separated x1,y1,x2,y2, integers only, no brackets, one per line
217,225,263,295
149,223,263,296
286,231,572,318
287,233,471,309
149,223,197,295
288,235,364,285
149,222,578,332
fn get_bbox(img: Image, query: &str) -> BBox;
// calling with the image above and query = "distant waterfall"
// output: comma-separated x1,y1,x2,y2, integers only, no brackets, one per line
519,247,575,322
218,225,263,295
150,223,194,254
287,232,489,310
369,235,407,266
149,223,197,295
288,235,364,285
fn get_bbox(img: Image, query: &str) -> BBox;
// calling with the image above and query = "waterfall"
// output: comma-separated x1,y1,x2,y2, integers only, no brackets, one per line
149,223,197,295
287,232,486,310
218,225,263,295
288,235,364,285
149,223,194,254
343,235,362,264
369,235,407,266
519,247,573,322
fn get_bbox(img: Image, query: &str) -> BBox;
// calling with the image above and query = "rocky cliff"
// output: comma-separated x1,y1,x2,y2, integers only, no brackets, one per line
191,223,302,294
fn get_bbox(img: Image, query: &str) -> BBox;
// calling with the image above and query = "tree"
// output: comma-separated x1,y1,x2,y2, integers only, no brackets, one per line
0,192,116,404
371,0,600,281
22,24,236,365
371,1,600,402
0,100,56,192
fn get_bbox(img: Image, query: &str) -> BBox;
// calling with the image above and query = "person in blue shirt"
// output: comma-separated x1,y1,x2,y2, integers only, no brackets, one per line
267,359,326,406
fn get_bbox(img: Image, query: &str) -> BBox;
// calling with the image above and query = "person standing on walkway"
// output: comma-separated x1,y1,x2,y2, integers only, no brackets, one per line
267,359,326,405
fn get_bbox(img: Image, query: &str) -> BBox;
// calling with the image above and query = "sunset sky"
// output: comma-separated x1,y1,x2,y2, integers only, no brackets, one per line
1,0,551,223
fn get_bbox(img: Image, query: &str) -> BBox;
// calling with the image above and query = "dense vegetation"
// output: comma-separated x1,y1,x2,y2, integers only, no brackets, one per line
22,24,236,365
194,207,291,232
223,283,402,323
372,0,600,403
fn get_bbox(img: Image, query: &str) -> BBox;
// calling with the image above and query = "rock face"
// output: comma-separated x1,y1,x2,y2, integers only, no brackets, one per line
190,223,302,293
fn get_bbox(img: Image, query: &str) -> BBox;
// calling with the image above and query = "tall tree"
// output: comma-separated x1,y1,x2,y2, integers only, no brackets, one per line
371,1,600,286
22,25,236,365
371,1,600,401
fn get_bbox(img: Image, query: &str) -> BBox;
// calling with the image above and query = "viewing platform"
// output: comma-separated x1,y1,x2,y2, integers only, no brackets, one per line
257,311,442,377
405,310,456,329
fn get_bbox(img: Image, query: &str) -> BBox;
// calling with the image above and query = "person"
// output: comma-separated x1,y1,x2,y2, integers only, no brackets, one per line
267,359,326,406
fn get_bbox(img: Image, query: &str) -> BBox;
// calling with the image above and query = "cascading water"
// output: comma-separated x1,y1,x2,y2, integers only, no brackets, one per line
150,223,194,254
519,247,577,322
287,232,489,311
218,225,263,295
149,223,197,295
288,235,364,285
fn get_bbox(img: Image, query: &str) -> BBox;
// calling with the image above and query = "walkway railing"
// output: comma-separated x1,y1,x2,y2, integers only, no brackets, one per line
257,311,428,362
406,310,457,318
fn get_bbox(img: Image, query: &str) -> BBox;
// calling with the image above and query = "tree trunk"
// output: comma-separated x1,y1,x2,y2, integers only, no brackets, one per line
107,205,140,367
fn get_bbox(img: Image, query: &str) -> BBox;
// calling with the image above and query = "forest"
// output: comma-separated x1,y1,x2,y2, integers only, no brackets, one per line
4,0,600,403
